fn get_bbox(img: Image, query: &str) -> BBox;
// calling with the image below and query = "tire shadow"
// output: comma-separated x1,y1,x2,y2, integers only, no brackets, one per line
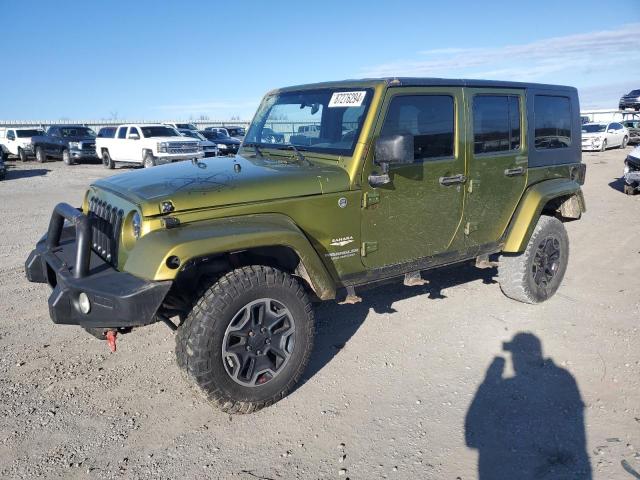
300,263,497,383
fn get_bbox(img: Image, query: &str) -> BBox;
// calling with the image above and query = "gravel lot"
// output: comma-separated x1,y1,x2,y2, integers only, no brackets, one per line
0,149,639,480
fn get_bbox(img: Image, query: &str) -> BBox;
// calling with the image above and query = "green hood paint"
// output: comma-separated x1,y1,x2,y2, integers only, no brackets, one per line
92,154,350,217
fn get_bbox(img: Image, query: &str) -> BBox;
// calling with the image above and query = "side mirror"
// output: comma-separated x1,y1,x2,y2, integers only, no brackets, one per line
369,134,414,187
128,133,140,140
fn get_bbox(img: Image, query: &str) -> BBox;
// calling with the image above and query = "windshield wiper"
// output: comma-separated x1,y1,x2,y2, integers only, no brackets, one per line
244,142,264,158
277,144,310,165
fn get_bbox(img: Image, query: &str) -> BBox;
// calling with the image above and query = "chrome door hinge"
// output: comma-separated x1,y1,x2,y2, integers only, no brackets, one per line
361,241,378,257
464,222,479,235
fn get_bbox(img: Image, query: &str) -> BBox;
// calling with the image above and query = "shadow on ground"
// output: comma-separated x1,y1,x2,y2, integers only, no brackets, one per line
465,332,592,479
302,262,497,382
5,168,50,180
608,177,627,193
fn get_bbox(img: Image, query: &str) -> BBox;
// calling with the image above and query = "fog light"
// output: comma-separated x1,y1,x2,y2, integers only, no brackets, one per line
78,292,91,314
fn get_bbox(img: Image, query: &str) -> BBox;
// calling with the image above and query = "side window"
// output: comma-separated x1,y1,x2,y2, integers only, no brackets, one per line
381,94,455,160
534,95,572,150
472,95,520,154
128,127,140,137
49,128,59,137
117,127,127,139
7,130,15,140
611,123,623,130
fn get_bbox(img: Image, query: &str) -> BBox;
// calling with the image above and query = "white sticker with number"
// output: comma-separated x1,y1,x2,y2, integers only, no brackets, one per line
328,91,367,108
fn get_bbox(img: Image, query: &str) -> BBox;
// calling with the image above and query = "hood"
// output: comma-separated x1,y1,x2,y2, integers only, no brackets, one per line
92,154,350,217
213,137,241,145
581,131,605,138
149,136,199,143
628,146,640,165
64,135,96,142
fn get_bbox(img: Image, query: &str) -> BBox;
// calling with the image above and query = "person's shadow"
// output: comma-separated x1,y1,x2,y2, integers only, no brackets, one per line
465,333,592,479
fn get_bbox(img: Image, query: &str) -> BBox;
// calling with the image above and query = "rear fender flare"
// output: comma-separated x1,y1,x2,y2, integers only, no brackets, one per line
123,213,336,300
503,179,585,253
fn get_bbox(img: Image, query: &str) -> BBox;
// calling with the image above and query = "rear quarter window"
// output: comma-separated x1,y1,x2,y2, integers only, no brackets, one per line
534,95,572,150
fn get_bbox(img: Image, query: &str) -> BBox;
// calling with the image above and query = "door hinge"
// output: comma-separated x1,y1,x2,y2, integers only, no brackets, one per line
361,241,378,257
464,221,479,235
468,179,478,193
362,191,380,208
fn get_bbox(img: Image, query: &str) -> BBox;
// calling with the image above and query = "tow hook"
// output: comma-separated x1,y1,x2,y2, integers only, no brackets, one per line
106,330,117,352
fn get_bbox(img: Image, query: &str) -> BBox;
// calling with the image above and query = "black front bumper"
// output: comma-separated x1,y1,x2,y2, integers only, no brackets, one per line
70,149,98,160
25,203,171,328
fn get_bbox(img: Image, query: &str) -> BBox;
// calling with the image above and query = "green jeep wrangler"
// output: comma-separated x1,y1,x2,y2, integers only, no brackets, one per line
25,78,586,413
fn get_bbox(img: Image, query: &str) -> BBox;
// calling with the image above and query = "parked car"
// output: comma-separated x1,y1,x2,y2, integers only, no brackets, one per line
178,129,218,157
26,78,586,414
621,120,640,145
0,149,6,180
203,126,228,135
31,125,98,164
623,146,640,195
619,89,640,111
581,122,629,151
297,124,321,138
224,126,246,139
0,127,45,161
96,124,203,169
165,123,198,131
199,129,241,155
260,127,285,143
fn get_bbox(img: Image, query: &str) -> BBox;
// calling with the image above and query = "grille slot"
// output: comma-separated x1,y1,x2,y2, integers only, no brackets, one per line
88,197,124,266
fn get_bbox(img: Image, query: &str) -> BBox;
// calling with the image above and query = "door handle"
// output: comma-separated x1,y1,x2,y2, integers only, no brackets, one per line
504,166,525,177
439,174,467,186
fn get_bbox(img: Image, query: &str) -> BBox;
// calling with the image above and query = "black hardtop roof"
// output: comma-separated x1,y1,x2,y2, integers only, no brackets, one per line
275,77,576,93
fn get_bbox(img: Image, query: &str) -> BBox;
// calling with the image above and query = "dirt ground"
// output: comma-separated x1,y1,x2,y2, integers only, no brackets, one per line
0,148,638,480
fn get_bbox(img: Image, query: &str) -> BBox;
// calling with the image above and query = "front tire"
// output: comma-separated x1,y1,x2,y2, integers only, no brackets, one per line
143,153,156,168
36,146,46,163
102,150,115,169
18,148,27,162
624,184,637,195
62,149,73,165
600,139,607,152
621,136,628,149
176,266,315,414
498,216,569,304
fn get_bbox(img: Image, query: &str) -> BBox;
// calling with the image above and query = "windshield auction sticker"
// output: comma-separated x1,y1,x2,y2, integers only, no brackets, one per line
328,91,367,108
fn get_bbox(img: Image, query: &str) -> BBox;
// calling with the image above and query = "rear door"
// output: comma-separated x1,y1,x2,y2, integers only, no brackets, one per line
360,87,466,269
463,89,527,247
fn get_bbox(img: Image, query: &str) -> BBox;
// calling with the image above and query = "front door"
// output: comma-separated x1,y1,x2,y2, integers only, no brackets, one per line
463,89,528,247
360,87,466,269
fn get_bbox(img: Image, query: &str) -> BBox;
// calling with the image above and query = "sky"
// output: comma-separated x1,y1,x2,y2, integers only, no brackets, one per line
1,0,638,121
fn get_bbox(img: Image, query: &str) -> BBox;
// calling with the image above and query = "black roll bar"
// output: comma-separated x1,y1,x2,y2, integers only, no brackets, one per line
46,203,91,279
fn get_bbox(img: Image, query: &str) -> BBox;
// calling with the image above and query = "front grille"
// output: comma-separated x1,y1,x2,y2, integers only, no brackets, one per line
167,142,199,154
88,197,124,266
82,142,96,151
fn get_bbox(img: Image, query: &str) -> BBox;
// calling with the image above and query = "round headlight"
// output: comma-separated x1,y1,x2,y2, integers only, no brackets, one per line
132,212,141,238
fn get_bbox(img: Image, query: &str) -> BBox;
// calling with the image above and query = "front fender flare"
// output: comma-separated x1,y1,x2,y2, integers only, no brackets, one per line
503,179,586,253
123,213,336,300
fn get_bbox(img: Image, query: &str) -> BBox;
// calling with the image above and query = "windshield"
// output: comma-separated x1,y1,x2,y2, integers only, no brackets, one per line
582,124,606,133
629,90,640,96
16,129,44,137
141,126,180,138
181,130,206,140
60,127,95,138
176,123,197,130
202,130,230,140
245,88,373,155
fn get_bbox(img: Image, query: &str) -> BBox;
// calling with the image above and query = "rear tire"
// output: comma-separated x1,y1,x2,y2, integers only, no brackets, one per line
498,216,569,304
143,153,156,168
36,146,46,163
175,266,315,414
102,150,115,169
18,148,27,162
62,149,73,165
600,139,607,152
621,136,628,149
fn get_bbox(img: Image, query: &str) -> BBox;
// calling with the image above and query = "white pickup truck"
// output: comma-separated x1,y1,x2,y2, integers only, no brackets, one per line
95,124,203,169
0,127,45,161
